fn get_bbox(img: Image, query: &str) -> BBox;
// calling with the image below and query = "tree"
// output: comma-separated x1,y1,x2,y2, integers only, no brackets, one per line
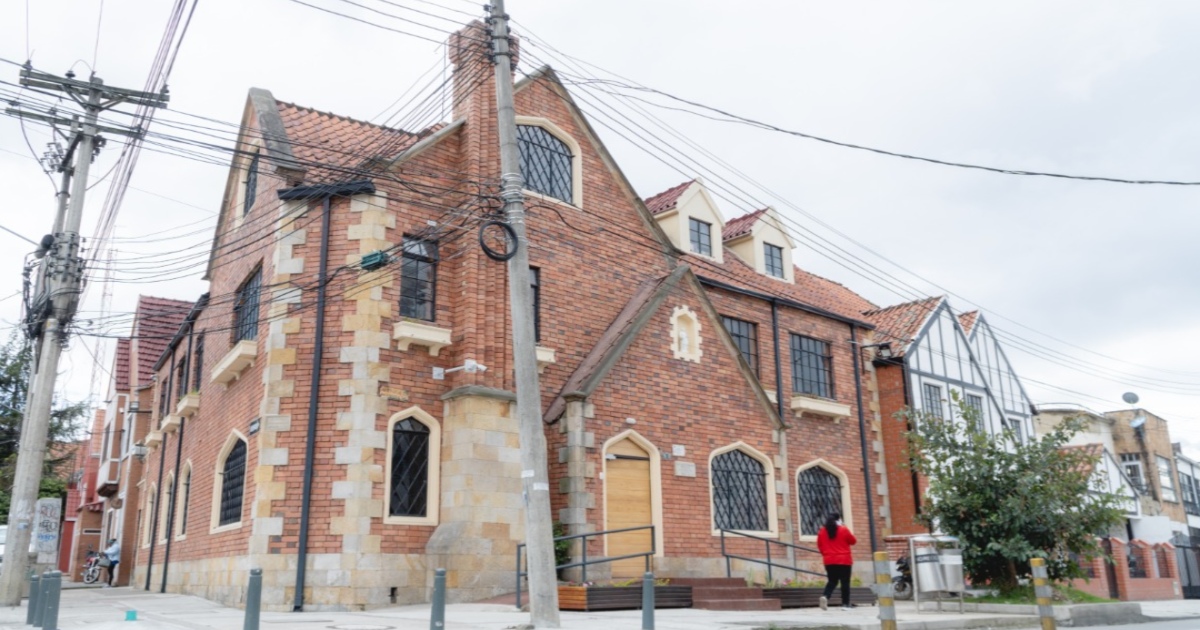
0,334,88,522
900,392,1125,591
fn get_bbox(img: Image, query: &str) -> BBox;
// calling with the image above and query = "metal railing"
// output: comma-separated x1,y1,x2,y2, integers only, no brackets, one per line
718,528,825,582
515,524,655,609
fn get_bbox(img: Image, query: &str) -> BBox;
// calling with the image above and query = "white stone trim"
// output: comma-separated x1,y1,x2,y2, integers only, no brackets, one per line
210,430,249,533
159,471,175,543
536,346,556,373
708,442,778,537
515,116,583,208
794,459,854,544
211,340,258,385
601,429,665,557
383,406,441,527
175,461,192,541
143,483,157,548
670,305,703,363
790,395,852,422
393,320,453,356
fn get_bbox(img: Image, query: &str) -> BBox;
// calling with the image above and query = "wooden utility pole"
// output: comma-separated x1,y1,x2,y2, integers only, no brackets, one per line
488,3,561,626
0,66,166,605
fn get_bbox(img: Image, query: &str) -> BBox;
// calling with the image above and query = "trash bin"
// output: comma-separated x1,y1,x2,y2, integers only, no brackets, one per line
939,547,965,591
915,551,945,592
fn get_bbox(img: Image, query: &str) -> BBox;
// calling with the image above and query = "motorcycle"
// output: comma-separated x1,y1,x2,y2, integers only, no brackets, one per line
82,549,103,585
892,554,913,600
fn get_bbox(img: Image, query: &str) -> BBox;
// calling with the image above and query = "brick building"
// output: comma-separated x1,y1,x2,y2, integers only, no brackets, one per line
121,23,895,611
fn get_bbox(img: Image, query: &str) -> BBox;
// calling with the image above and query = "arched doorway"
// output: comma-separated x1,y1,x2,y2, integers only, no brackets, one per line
605,437,653,578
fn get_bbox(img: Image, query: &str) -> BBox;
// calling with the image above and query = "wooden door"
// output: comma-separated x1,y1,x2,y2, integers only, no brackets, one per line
606,438,653,578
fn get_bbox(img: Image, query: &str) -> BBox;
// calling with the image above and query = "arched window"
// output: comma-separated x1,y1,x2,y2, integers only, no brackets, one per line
217,438,247,527
177,464,192,537
711,449,770,532
518,124,573,204
160,472,175,542
385,407,441,526
797,466,842,536
143,485,157,546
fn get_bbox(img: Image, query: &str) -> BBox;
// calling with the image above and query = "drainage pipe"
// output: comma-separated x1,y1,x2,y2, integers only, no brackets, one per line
849,325,878,552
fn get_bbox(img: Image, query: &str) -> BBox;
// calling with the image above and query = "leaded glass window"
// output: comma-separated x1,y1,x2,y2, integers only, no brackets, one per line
219,440,247,526
721,316,759,377
517,125,573,204
798,466,843,536
192,335,204,392
922,383,944,419
964,394,983,432
244,152,259,215
175,355,188,401
178,467,191,536
233,267,261,342
689,218,712,256
400,237,437,321
712,449,769,531
390,418,430,517
791,334,833,398
764,243,784,278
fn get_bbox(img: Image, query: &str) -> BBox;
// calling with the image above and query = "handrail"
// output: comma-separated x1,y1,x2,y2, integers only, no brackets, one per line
719,528,825,583
515,524,655,609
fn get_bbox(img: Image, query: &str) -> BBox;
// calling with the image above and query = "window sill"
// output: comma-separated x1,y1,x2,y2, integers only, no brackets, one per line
523,188,581,212
393,320,452,356
790,395,851,422
711,529,777,539
383,514,438,527
161,415,181,434
175,392,200,419
536,346,556,374
211,340,257,385
145,430,163,449
209,521,243,535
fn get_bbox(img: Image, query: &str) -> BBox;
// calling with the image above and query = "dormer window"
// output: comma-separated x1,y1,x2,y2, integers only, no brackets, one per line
689,218,712,256
518,124,572,204
764,243,784,278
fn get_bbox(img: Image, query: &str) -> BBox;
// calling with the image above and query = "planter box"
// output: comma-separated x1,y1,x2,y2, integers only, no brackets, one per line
762,586,875,608
557,585,692,611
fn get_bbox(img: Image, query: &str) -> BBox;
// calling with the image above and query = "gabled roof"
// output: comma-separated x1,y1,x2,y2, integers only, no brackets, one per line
862,296,943,357
275,100,429,180
722,208,766,241
958,310,980,336
114,338,131,392
131,296,193,387
686,251,876,324
644,180,694,215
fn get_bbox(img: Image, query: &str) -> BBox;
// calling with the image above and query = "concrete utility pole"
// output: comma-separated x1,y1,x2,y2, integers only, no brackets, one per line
0,66,167,605
488,3,561,626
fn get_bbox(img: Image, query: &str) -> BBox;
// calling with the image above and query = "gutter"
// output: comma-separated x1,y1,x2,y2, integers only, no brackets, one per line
160,326,194,592
696,275,874,329
279,180,375,612
145,347,174,591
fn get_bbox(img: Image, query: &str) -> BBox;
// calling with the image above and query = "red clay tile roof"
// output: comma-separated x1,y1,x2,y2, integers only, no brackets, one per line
131,296,193,387
722,209,766,241
275,101,426,178
685,251,877,323
643,180,694,215
1061,443,1104,476
862,296,943,356
114,338,131,393
958,310,979,336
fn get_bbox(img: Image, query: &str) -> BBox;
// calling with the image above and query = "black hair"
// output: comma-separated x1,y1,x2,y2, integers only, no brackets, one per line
824,513,840,539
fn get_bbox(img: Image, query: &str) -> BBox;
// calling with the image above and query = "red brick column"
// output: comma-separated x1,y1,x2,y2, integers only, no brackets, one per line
1130,539,1155,576
1153,542,1178,579
1110,538,1131,600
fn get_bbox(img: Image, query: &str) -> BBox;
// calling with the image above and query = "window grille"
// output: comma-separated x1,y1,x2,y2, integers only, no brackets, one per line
922,383,944,419
233,267,261,342
179,468,191,536
1121,453,1145,493
790,334,833,398
721,316,759,376
192,335,204,392
390,418,430,517
175,355,188,401
764,243,784,278
159,374,170,418
798,467,843,536
964,394,983,432
518,124,573,204
531,267,541,342
689,218,712,256
219,440,247,526
712,450,769,531
244,152,258,215
400,237,438,321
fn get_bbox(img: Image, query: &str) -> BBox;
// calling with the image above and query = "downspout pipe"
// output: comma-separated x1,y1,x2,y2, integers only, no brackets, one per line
145,351,174,591
849,326,878,552
771,298,795,563
161,327,194,592
281,180,373,612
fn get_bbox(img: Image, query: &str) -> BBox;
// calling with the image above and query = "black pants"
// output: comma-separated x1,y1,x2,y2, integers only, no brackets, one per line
106,562,118,586
822,564,852,605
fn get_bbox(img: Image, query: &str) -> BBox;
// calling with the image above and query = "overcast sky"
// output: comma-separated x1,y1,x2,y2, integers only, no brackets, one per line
1,1,1197,455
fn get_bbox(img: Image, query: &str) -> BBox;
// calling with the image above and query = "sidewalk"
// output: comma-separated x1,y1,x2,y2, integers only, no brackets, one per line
0,585,1052,630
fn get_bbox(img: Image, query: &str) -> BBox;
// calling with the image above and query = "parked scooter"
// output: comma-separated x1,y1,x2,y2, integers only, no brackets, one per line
892,554,913,600
82,549,102,585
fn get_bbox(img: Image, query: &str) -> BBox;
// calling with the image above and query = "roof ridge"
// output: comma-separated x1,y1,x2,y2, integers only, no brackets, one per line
863,295,942,315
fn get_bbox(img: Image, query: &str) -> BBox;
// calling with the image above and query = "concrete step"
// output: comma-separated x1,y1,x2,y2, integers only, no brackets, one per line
691,586,764,599
666,577,746,588
693,597,782,611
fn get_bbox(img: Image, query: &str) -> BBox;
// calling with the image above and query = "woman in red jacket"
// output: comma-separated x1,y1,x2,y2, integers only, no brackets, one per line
816,512,857,610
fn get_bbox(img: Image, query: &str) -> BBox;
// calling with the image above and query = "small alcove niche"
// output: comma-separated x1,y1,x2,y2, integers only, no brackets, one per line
670,305,702,363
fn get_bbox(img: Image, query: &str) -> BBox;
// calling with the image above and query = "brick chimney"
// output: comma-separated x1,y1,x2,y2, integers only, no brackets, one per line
448,20,520,122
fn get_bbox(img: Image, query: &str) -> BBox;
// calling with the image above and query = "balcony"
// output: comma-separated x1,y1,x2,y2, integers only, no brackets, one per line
175,392,200,418
161,415,181,434
211,340,257,385
790,395,852,422
95,456,120,497
393,320,452,356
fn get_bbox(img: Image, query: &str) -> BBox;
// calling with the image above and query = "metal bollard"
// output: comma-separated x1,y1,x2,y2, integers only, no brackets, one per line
243,568,262,630
32,571,50,628
26,574,40,626
1031,558,1056,630
641,572,655,630
430,568,446,630
41,572,62,630
874,552,897,630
